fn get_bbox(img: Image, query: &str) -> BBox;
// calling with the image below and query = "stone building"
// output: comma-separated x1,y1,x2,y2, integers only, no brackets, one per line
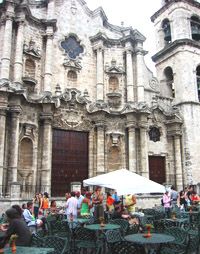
0,0,199,200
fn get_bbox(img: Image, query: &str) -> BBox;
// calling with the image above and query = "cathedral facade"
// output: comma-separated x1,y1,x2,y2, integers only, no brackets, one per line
0,0,199,199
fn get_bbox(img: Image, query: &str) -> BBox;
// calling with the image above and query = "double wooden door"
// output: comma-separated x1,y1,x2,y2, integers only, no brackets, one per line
149,156,166,185
51,129,88,197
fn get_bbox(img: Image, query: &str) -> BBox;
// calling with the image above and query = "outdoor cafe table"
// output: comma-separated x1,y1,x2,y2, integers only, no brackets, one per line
84,223,121,231
164,218,188,227
125,233,175,254
3,246,54,254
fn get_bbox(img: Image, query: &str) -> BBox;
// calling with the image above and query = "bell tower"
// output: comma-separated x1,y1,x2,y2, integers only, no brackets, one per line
151,0,200,103
151,0,200,186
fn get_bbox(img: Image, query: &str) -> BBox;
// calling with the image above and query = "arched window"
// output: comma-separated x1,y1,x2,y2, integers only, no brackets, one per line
25,59,35,78
162,19,171,44
67,70,77,87
109,76,119,92
19,138,33,170
164,66,174,98
191,16,200,41
196,65,200,101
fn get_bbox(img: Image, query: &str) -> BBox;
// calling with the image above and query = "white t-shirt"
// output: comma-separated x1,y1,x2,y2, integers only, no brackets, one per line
66,197,78,216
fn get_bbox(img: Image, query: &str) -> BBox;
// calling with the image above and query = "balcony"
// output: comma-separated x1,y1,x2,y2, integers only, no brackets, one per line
106,92,122,107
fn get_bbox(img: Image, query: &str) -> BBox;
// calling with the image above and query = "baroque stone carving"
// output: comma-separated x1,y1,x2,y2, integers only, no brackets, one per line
23,39,41,58
0,79,25,93
149,77,159,91
105,59,125,74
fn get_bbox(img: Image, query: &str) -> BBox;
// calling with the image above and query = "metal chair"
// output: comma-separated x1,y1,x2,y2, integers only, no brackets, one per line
109,219,129,236
74,226,104,254
160,227,189,254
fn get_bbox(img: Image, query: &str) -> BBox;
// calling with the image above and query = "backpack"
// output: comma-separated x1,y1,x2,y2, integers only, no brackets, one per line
161,198,164,206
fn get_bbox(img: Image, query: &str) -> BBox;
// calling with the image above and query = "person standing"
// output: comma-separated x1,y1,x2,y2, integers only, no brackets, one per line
33,193,40,218
170,185,178,208
76,191,84,216
92,187,104,219
125,194,137,214
66,192,78,222
80,192,92,216
41,192,49,216
163,190,171,218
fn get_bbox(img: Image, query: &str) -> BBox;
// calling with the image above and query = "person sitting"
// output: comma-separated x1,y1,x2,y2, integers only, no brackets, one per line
191,191,200,205
23,201,44,233
0,208,31,248
50,200,58,215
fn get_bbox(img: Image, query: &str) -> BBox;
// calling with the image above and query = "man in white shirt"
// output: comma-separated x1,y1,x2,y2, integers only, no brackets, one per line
76,191,84,215
66,192,78,222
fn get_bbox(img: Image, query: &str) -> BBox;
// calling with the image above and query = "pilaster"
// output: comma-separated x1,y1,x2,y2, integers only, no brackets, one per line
43,27,54,92
13,18,25,82
40,112,53,194
95,44,104,101
125,43,134,102
95,121,105,174
139,123,149,178
1,9,14,79
127,122,137,173
9,106,22,183
174,134,183,191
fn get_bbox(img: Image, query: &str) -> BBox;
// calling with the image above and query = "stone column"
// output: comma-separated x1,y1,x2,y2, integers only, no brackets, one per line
40,113,53,194
9,106,21,183
96,47,104,101
88,129,94,178
126,47,134,102
174,135,183,191
127,123,137,173
14,19,25,82
140,126,149,178
1,11,14,79
43,27,54,92
47,0,55,19
0,108,7,195
136,49,145,102
96,122,105,174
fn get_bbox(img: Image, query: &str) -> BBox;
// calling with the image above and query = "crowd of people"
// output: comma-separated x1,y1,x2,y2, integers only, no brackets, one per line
0,185,199,249
162,185,200,217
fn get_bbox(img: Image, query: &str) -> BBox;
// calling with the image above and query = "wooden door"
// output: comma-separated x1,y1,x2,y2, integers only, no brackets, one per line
51,129,88,197
149,156,166,185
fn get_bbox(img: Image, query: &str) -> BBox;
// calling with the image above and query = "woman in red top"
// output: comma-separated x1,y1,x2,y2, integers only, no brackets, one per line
41,192,49,216
106,192,115,212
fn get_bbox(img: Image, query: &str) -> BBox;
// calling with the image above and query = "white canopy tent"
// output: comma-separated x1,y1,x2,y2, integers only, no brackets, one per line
83,169,165,195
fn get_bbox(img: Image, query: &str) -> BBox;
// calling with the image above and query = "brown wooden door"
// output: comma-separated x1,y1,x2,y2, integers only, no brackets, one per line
149,156,166,185
51,129,88,197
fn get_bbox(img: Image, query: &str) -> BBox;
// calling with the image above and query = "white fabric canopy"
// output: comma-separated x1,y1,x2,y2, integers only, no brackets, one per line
83,169,165,195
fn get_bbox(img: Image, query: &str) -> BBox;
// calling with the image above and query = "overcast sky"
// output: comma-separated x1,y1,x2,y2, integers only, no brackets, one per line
86,0,162,74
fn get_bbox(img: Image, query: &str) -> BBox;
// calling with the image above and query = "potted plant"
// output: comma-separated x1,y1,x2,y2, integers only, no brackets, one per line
144,224,153,238
9,234,18,253
99,217,105,227
171,211,177,220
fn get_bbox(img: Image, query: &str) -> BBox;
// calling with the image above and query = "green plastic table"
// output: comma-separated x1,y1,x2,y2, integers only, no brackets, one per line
84,223,120,231
125,233,175,254
3,246,54,254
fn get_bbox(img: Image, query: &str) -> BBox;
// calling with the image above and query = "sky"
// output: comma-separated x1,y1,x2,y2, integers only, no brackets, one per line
86,0,161,74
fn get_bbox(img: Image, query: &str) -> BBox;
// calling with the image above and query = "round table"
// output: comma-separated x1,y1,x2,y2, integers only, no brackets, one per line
125,233,175,254
84,223,120,231
77,218,90,224
3,247,54,254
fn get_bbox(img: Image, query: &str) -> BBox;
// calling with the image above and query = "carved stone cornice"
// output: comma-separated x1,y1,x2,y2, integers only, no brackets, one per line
9,105,22,116
126,121,137,129
40,112,53,125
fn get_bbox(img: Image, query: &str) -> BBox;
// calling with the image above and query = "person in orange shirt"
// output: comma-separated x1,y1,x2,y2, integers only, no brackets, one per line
40,192,49,216
106,192,115,212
